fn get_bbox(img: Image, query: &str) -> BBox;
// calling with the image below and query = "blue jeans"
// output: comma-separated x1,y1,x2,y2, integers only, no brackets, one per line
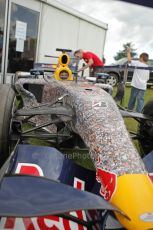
128,86,145,113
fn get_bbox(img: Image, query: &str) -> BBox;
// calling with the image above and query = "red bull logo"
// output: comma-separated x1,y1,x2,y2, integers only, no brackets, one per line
149,173,153,183
96,167,117,201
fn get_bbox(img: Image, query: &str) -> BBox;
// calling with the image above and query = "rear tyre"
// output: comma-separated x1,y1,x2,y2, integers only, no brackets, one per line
0,84,16,166
138,100,153,155
106,73,118,86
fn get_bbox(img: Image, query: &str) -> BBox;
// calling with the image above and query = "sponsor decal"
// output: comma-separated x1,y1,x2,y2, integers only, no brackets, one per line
92,100,107,109
148,173,153,183
0,164,87,230
96,156,117,201
15,163,44,176
140,212,153,222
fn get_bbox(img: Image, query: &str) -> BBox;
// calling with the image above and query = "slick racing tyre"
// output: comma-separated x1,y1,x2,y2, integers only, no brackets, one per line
0,84,16,166
138,100,153,155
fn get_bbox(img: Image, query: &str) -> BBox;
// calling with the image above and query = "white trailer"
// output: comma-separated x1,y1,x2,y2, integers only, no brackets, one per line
0,0,108,83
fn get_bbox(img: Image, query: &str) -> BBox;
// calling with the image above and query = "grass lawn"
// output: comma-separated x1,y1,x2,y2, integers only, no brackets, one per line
115,85,153,113
115,85,153,132
113,85,153,155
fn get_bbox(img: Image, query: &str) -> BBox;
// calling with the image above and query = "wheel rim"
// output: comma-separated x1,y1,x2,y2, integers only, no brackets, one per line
106,75,117,86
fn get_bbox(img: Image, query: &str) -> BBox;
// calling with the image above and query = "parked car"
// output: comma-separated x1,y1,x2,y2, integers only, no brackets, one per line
103,58,153,87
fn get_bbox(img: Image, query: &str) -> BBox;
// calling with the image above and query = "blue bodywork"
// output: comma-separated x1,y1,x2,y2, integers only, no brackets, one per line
0,144,152,229
0,144,122,229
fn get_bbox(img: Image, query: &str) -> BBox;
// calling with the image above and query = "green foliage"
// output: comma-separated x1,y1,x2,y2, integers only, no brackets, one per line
114,42,137,61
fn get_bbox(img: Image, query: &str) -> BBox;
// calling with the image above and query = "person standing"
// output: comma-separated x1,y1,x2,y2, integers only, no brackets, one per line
127,48,149,113
74,49,104,77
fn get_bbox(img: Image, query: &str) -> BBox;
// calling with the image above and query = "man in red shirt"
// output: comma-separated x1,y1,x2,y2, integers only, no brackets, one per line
74,49,104,77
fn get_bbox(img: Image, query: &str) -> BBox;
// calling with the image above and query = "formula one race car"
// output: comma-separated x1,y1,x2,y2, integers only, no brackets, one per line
0,48,153,230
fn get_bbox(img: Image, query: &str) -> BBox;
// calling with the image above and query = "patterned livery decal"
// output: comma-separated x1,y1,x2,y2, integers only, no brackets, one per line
15,78,146,194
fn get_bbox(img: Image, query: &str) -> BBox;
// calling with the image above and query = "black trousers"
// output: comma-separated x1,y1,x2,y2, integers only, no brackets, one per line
89,67,104,78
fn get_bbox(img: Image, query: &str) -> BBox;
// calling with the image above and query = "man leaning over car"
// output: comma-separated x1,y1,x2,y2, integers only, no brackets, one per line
74,49,104,78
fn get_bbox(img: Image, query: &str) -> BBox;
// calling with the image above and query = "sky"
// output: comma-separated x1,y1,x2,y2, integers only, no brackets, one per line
56,0,153,64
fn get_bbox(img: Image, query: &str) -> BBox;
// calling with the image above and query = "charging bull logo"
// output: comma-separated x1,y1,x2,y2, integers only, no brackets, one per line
96,167,117,201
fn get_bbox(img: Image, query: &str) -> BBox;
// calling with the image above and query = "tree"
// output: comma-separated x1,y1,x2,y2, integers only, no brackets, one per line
114,42,137,61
